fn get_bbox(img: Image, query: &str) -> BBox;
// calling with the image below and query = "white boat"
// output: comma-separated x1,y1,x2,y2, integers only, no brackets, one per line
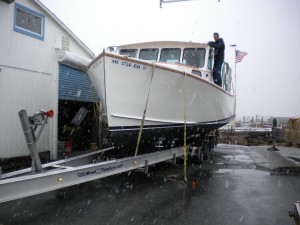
87,41,236,148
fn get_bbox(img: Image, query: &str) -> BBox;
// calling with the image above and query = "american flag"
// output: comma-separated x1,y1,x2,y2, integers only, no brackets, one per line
236,50,248,63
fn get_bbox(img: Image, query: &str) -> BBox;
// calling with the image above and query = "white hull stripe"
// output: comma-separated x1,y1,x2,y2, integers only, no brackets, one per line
109,115,235,132
111,113,195,124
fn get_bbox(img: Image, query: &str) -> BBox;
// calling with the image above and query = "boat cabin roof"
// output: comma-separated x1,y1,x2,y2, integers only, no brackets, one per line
113,41,212,70
116,41,209,49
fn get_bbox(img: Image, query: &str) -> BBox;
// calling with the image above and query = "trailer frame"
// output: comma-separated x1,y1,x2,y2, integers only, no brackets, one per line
0,109,215,204
0,145,187,204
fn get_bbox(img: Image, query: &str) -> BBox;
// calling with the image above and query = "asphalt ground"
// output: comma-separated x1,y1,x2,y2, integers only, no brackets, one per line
1,144,300,225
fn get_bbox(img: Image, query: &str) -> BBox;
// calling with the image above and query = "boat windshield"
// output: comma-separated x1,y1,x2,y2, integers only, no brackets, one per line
182,48,206,68
160,48,181,64
139,48,159,62
119,49,137,57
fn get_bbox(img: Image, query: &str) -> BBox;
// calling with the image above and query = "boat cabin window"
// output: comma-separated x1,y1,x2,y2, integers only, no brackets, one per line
182,48,206,68
160,48,181,64
139,48,159,62
208,49,213,70
119,49,137,58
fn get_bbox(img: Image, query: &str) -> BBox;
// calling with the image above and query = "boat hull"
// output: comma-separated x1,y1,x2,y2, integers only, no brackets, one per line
88,52,236,149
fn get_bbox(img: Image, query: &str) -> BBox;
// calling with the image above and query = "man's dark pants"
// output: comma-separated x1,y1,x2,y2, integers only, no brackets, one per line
213,59,223,87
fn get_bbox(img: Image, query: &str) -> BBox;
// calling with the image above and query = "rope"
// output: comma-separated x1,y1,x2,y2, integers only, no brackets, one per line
134,64,155,157
183,72,187,182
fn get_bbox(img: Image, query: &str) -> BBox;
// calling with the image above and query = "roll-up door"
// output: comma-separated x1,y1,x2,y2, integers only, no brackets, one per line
59,64,100,102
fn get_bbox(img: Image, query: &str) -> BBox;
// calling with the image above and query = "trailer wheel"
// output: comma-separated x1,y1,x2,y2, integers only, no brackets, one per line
206,139,214,161
193,145,204,164
203,141,209,160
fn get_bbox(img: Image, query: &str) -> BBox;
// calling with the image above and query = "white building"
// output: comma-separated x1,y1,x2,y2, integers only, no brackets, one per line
0,0,100,163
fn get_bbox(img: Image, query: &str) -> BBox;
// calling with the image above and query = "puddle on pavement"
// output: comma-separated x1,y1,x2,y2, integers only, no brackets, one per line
218,154,253,164
211,167,300,177
213,168,269,176
223,155,234,160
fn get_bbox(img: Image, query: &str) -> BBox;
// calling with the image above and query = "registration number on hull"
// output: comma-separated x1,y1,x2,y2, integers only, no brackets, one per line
112,59,146,70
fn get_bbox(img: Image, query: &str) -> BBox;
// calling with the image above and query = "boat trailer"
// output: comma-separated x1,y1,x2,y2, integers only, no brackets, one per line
0,109,215,204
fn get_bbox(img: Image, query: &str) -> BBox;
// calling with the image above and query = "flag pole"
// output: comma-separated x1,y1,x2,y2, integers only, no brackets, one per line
230,44,237,94
235,46,236,94
230,44,237,129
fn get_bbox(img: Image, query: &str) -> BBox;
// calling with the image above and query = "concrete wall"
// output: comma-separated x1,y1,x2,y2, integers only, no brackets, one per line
0,0,93,159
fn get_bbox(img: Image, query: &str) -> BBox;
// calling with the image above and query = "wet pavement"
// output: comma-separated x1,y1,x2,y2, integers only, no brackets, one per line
1,145,300,225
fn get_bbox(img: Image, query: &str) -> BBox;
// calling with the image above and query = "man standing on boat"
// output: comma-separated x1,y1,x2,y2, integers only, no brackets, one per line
207,32,225,87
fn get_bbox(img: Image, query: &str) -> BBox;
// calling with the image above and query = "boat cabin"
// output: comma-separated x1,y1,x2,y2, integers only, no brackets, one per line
112,41,214,78
108,41,232,92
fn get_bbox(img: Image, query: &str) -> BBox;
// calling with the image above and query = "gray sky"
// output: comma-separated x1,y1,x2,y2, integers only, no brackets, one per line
41,0,300,118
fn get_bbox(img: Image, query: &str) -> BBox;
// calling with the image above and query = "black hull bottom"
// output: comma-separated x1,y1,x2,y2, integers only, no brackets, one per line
107,117,234,156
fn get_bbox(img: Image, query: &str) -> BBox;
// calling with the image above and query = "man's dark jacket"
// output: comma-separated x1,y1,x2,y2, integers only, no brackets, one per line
208,38,225,61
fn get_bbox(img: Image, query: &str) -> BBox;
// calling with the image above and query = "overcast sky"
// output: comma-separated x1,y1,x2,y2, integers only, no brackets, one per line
41,0,300,118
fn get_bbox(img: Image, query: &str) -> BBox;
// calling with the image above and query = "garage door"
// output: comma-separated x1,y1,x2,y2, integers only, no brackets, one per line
58,64,100,102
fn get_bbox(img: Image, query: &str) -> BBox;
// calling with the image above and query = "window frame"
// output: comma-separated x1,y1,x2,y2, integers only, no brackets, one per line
138,48,159,62
14,3,45,41
159,48,181,64
119,49,138,58
182,48,206,68
208,48,214,70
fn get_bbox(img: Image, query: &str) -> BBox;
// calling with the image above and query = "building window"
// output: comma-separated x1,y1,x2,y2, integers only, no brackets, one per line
14,3,45,41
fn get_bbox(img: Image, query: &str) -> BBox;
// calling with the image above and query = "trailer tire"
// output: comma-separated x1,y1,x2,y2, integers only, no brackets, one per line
193,146,204,164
